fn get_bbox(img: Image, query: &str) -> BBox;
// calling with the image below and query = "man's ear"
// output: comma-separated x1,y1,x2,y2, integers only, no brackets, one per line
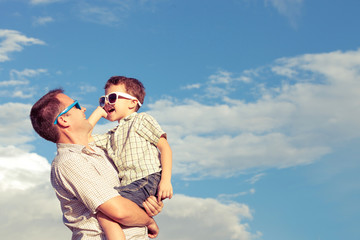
56,115,70,127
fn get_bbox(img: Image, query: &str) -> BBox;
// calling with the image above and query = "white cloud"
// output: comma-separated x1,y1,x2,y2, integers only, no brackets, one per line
76,0,162,25
10,68,48,80
140,48,360,178
0,145,259,240
209,70,233,84
13,90,34,98
265,0,303,26
33,16,54,26
30,0,62,5
0,68,48,98
0,79,29,86
0,146,71,240
157,194,261,240
0,29,45,62
218,188,256,200
182,83,202,90
246,173,266,184
78,3,122,25
0,103,35,147
0,145,50,191
80,85,97,93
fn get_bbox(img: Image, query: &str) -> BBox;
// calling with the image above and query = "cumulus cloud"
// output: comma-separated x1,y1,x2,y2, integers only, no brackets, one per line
139,48,360,178
157,194,261,240
0,29,45,62
0,145,71,240
0,145,258,239
0,103,34,147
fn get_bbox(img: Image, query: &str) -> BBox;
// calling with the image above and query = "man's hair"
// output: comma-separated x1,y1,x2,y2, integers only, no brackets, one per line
105,76,146,111
30,89,64,143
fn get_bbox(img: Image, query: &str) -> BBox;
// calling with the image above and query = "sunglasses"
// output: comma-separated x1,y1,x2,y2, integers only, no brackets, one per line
54,100,81,124
99,92,142,108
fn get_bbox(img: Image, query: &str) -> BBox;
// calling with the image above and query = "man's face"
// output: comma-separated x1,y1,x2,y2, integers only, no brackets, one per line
56,93,91,133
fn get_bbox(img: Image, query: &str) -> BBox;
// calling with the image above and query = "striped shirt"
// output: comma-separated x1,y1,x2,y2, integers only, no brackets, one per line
93,112,165,186
51,142,148,240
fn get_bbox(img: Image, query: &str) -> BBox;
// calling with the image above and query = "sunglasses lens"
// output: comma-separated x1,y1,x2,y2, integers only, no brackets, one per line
75,102,81,110
108,93,117,104
99,97,105,107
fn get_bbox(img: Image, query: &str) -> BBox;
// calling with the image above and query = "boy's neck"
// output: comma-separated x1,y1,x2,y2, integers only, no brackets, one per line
118,111,137,122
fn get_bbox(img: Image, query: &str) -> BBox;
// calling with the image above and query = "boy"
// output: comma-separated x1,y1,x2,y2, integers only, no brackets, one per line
89,76,173,240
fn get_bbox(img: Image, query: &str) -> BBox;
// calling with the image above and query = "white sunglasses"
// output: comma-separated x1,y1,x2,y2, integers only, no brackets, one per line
99,92,142,107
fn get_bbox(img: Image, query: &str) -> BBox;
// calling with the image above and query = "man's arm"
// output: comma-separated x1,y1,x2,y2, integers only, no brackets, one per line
97,195,159,238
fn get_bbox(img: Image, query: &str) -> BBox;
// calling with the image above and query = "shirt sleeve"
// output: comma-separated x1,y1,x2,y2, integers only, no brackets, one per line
93,132,111,150
53,152,120,213
135,113,166,145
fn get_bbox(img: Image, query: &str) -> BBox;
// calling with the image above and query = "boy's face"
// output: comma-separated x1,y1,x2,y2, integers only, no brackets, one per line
104,83,137,122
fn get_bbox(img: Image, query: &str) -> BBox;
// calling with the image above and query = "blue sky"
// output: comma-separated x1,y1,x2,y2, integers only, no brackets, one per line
1,0,360,239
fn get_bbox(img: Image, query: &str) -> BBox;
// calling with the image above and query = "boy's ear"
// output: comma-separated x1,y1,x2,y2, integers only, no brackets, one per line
129,99,138,109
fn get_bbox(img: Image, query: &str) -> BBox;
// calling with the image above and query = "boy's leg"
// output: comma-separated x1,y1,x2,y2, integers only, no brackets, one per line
97,211,126,240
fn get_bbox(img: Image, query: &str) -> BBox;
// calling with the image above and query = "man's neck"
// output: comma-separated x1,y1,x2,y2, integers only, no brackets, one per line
58,132,92,150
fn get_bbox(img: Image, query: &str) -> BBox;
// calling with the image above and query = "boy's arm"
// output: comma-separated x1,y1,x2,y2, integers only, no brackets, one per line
88,107,107,142
157,136,173,202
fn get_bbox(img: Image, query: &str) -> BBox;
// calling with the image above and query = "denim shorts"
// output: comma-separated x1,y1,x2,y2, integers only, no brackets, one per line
115,172,161,209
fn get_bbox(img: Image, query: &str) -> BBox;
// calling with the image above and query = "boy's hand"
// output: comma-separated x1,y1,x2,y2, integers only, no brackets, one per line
88,106,108,128
95,106,108,118
157,180,173,202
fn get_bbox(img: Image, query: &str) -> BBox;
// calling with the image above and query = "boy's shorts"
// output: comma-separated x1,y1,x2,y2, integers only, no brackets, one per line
115,172,161,209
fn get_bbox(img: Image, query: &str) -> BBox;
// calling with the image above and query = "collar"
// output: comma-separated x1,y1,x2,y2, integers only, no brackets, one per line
56,142,100,155
110,112,138,132
119,112,137,124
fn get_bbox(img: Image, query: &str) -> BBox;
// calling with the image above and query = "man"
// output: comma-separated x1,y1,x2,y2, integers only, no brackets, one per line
30,89,162,239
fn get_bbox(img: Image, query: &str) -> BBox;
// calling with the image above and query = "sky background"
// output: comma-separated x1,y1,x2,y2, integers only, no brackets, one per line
1,0,360,239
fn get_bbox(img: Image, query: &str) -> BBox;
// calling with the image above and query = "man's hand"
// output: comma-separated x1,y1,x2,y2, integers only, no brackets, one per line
147,218,159,238
143,196,163,217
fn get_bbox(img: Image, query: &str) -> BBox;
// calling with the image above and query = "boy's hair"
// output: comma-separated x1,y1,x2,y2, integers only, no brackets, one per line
105,76,146,111
30,89,64,143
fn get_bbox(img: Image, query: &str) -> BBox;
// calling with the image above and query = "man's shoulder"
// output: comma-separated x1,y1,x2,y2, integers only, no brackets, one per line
52,144,87,169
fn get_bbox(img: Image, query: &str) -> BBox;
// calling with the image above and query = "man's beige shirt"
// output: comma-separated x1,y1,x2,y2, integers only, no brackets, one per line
51,143,148,240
